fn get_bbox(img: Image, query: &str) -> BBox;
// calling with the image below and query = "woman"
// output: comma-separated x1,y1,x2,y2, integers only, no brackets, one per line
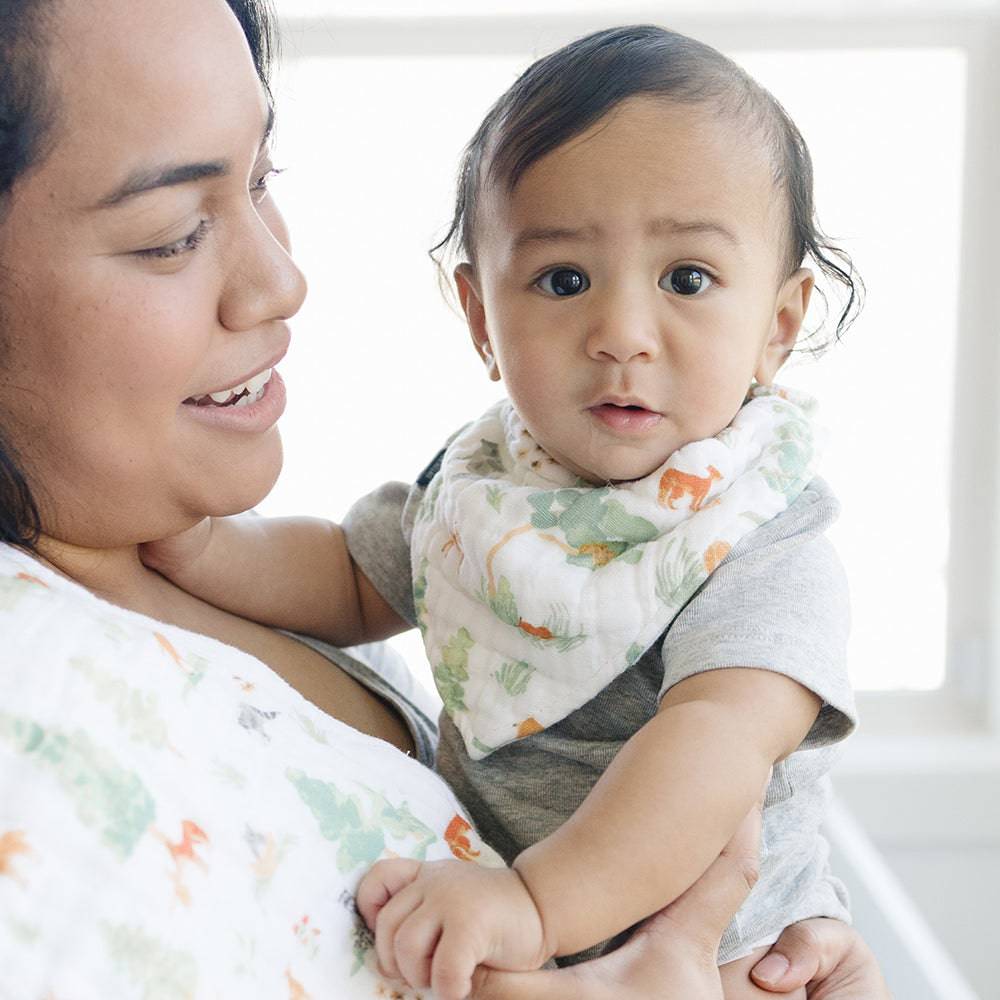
0,0,889,995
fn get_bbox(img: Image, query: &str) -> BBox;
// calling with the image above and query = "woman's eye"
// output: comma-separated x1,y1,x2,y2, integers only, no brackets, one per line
660,266,713,296
136,219,212,260
536,268,590,297
251,166,285,202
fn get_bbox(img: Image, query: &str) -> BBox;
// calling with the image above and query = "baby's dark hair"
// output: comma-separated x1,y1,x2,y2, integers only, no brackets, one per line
433,24,862,349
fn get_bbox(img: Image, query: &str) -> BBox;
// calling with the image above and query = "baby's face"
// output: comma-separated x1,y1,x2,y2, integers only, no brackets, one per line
458,96,812,484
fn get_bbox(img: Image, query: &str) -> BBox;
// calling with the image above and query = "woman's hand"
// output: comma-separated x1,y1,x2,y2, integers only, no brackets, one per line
469,801,889,1000
470,802,762,999
751,919,891,999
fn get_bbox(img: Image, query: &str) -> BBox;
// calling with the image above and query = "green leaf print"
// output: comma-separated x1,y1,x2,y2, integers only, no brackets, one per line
0,712,155,860
626,643,644,667
494,660,535,697
464,438,506,477
761,416,814,498
528,489,657,570
415,475,443,525
101,922,198,1000
654,537,706,611
489,577,520,627
413,558,430,636
69,657,170,750
486,484,505,513
433,627,475,715
286,769,437,872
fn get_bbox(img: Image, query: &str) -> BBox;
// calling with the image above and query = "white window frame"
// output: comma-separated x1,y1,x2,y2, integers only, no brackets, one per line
275,5,1000,787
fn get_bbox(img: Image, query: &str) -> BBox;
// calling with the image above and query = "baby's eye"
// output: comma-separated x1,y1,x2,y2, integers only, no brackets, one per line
660,267,713,296
536,268,590,297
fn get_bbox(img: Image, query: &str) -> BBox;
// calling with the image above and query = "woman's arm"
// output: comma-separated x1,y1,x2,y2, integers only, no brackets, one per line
470,804,891,1000
140,515,407,645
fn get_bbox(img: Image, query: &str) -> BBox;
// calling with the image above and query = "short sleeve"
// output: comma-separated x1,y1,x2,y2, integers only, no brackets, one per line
342,481,419,627
660,479,855,750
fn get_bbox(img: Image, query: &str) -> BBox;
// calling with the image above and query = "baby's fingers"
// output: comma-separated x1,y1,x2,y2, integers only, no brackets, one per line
373,882,425,982
356,858,423,930
431,925,478,1000
394,906,444,990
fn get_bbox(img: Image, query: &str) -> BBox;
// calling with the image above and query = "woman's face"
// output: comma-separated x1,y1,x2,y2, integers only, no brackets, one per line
0,0,307,548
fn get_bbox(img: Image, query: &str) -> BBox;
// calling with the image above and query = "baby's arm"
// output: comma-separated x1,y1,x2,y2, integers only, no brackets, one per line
140,515,406,646
514,667,821,955
358,667,820,998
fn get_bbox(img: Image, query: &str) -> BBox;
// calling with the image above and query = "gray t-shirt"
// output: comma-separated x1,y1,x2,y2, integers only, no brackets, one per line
343,474,855,964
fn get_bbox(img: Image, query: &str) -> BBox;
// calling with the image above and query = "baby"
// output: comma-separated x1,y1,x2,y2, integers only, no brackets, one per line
144,24,859,1000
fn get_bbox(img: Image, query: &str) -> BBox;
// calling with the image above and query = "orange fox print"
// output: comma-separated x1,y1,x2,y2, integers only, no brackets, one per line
444,815,481,862
703,541,732,573
657,465,722,512
517,619,554,640
515,717,544,738
155,819,209,905
0,830,32,886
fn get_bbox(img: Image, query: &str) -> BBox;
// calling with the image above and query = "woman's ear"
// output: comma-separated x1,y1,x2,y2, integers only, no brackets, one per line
455,263,501,382
755,268,814,385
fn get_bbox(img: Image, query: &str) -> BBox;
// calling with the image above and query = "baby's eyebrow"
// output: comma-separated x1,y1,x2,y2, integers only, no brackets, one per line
512,224,599,250
647,216,741,247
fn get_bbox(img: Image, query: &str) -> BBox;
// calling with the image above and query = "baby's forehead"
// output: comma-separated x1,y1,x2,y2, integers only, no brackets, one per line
482,97,787,258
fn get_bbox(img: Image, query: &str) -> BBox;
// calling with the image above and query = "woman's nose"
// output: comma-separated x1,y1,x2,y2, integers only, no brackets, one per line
218,203,308,333
584,289,662,363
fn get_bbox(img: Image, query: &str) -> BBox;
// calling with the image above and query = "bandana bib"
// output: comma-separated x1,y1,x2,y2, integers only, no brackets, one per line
411,384,821,760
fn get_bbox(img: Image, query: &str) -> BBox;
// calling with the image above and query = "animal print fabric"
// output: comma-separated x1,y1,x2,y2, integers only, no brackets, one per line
0,544,502,999
411,385,821,759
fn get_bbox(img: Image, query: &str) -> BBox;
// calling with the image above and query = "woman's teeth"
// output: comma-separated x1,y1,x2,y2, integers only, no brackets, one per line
188,368,272,408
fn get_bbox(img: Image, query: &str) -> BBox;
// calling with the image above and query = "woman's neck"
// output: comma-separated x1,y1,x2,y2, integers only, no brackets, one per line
34,533,180,620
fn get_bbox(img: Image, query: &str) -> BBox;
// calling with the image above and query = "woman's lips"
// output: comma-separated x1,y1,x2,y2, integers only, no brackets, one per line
588,402,663,433
181,367,286,432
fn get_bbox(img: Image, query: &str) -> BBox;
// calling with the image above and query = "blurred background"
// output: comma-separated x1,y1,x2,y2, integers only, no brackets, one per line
260,2,1000,995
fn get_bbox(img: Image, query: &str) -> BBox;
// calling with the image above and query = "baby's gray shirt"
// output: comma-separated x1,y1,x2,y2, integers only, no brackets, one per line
344,475,855,964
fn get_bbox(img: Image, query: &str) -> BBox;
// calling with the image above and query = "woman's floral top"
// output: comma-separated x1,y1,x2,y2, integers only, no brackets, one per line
0,544,500,999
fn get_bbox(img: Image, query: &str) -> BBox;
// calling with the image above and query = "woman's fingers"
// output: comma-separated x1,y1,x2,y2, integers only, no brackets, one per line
471,963,593,1000
749,918,886,995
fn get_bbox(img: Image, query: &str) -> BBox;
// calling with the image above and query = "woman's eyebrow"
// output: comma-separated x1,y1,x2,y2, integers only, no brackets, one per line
95,106,275,210
96,160,231,208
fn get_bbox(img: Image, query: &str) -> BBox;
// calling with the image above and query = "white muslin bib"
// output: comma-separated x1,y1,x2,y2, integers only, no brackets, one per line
411,384,821,760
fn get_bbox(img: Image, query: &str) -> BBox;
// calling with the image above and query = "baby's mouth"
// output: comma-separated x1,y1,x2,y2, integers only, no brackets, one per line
589,402,663,432
183,368,272,409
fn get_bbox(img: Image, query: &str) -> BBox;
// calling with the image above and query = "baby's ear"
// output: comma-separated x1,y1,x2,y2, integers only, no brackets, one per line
755,268,813,385
455,263,501,382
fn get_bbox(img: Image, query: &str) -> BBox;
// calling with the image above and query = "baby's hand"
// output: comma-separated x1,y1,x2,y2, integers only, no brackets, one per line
139,518,214,581
356,858,551,1000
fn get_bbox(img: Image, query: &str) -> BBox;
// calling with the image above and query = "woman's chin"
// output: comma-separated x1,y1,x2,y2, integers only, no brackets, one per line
199,435,284,518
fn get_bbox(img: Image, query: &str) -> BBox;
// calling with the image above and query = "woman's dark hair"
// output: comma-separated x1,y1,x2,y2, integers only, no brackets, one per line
0,0,277,551
434,24,862,348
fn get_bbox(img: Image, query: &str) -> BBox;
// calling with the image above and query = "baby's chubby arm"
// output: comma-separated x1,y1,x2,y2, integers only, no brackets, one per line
140,515,406,646
358,667,820,998
514,667,822,955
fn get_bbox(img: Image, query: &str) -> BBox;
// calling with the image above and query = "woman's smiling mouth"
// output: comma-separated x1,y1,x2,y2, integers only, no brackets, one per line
184,367,273,409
